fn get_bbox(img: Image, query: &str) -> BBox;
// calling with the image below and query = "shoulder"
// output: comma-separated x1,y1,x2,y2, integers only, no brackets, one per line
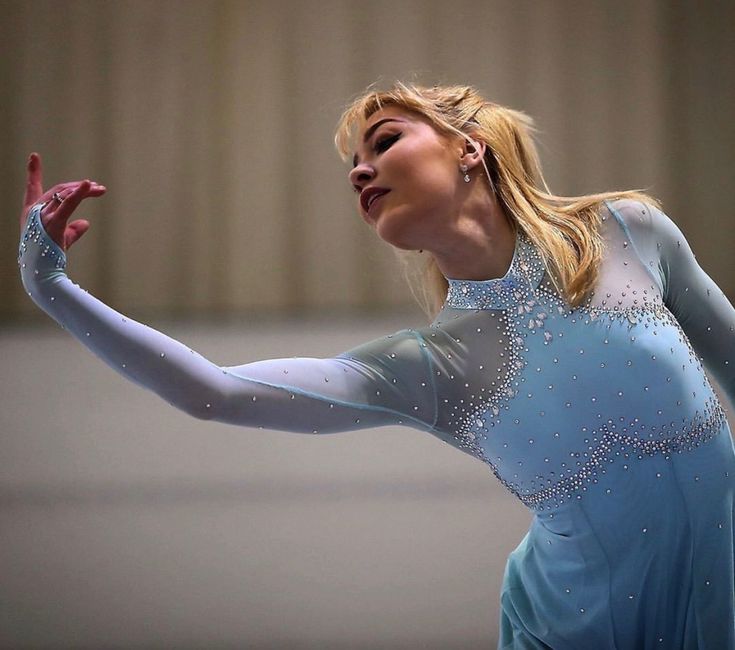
602,198,656,233
603,197,679,238
338,328,429,365
601,198,689,259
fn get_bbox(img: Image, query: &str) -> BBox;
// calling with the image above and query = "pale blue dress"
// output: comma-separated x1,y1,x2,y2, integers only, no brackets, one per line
19,198,735,648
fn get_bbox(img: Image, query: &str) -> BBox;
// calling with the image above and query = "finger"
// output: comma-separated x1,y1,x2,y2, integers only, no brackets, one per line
39,188,73,220
64,219,90,249
56,182,108,219
38,182,106,222
23,153,43,209
38,180,105,207
47,181,90,228
41,186,83,239
47,180,104,234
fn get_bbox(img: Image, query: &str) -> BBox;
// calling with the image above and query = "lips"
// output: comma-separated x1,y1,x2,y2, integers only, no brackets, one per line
360,187,390,214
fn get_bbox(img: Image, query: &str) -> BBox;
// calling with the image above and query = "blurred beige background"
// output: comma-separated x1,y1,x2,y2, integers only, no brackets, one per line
1,0,733,648
1,0,733,320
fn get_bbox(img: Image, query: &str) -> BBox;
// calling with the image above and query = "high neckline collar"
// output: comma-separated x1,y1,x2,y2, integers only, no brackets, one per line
444,230,545,310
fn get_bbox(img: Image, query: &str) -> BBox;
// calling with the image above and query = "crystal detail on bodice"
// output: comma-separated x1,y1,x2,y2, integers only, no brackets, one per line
511,402,727,510
445,230,546,310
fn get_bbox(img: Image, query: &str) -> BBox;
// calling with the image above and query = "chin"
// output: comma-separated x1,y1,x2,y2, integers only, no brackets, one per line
374,210,422,251
389,239,420,251
375,222,417,250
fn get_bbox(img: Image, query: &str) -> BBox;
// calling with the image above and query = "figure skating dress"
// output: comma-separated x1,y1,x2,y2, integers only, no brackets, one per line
19,199,735,648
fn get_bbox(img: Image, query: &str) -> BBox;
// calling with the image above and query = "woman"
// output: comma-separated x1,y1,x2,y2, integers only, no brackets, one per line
19,83,735,648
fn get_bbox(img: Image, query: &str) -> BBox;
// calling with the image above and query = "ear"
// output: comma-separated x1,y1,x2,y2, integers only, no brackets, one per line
460,136,486,169
459,136,486,171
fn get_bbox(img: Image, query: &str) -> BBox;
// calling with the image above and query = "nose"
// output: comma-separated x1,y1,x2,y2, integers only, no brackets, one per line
348,162,375,193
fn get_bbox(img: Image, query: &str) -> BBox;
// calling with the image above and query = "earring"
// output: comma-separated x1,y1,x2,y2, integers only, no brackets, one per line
460,164,470,183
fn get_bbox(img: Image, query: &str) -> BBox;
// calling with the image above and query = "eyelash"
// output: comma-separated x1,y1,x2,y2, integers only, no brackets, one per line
375,133,400,153
350,132,402,193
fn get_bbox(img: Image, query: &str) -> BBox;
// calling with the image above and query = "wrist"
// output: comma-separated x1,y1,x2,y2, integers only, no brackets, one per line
18,203,68,295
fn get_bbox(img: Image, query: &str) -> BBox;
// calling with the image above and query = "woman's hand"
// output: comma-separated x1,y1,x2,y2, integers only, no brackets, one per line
21,153,107,251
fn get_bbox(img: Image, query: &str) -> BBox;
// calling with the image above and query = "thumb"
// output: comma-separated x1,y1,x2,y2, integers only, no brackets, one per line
64,219,91,250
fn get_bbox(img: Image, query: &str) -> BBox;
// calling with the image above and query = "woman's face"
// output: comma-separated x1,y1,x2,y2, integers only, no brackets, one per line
348,106,466,250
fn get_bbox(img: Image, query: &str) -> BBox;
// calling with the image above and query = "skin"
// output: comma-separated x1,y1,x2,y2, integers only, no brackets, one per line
20,153,106,250
349,106,516,281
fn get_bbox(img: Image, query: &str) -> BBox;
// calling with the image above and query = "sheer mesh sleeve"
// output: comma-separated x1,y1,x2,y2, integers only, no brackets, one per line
606,199,735,405
18,204,437,434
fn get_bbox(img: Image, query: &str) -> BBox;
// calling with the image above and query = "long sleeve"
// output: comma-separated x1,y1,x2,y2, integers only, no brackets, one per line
18,204,437,434
606,199,735,406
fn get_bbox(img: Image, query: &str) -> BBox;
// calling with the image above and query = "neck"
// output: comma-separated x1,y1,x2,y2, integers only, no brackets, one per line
429,192,516,281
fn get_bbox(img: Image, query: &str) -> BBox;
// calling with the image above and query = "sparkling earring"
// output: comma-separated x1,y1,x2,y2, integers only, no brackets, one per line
460,164,470,183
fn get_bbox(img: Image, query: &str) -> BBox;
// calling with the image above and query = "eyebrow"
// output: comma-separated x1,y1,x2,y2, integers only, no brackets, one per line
352,118,406,167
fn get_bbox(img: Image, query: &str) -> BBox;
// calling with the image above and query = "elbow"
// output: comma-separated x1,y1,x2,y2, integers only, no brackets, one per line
186,405,216,421
183,400,218,421
173,388,258,426
167,392,221,421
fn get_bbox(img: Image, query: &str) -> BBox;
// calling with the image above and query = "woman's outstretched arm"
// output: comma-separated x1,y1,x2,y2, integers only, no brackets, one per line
18,155,438,434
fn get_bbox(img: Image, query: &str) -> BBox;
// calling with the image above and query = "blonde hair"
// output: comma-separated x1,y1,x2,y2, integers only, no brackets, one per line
335,82,659,320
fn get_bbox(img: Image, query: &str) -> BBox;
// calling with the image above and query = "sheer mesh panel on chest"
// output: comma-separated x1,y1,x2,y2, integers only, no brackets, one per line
424,206,724,509
583,209,664,312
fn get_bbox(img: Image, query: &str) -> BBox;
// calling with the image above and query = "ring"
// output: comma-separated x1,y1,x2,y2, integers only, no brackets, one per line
52,192,64,203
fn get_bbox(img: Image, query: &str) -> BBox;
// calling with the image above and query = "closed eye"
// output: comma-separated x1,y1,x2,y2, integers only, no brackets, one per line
375,133,400,153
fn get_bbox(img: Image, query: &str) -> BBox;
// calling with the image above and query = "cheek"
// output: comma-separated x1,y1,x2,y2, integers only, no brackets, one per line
393,144,456,203
371,132,460,243
409,162,458,213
